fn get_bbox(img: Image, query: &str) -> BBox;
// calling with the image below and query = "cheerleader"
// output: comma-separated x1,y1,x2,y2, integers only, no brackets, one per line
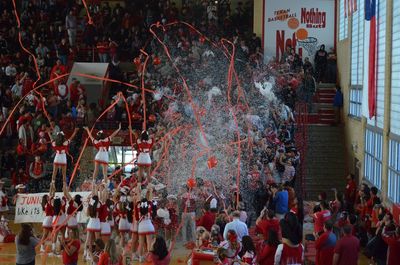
0,180,8,220
48,128,79,183
40,182,55,253
62,184,83,233
84,124,121,183
85,194,101,261
136,187,156,262
129,187,140,259
99,198,113,242
136,130,154,184
52,194,68,254
115,187,131,247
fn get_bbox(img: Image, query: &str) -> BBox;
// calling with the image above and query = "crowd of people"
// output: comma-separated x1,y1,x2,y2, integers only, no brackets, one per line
2,1,398,265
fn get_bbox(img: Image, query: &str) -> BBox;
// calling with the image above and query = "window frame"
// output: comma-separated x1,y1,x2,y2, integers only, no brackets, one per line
364,127,383,189
339,0,349,41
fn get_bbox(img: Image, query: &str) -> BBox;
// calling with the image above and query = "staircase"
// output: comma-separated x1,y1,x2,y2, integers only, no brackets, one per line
307,83,336,125
303,125,346,200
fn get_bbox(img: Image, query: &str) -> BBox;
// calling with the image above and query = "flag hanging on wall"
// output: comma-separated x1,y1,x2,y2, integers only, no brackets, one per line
365,0,377,119
345,0,358,17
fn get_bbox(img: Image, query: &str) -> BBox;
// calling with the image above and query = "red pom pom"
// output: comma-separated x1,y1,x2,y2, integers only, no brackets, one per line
199,36,206,44
207,156,218,169
187,178,196,189
153,56,161,66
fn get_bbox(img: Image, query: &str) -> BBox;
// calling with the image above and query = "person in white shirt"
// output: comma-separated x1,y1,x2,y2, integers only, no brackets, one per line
223,211,249,242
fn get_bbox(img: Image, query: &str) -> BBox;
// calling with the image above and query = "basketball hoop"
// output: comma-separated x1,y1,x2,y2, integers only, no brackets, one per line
297,37,318,56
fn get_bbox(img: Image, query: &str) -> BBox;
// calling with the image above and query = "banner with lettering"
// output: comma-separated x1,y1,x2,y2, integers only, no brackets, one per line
263,0,335,62
15,192,91,224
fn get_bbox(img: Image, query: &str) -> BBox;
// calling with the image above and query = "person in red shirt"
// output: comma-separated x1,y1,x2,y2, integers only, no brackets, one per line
97,37,109,63
256,209,280,241
29,156,44,192
313,201,332,235
61,228,80,265
257,229,279,265
382,224,400,265
333,225,359,265
344,174,357,211
315,221,337,265
196,204,216,232
12,168,29,187
69,78,79,105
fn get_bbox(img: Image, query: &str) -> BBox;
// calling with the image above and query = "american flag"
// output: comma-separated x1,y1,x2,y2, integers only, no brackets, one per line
345,0,358,17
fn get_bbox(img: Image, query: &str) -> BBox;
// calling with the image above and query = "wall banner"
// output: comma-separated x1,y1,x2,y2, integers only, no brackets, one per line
263,0,335,62
14,192,91,224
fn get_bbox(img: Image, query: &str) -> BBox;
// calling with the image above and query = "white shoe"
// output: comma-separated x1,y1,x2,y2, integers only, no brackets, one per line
40,245,45,253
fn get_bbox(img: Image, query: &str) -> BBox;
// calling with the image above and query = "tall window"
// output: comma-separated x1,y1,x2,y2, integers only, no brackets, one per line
108,146,136,173
388,138,400,203
349,87,362,118
339,0,349,40
367,0,386,129
391,0,400,135
364,128,383,189
351,0,364,86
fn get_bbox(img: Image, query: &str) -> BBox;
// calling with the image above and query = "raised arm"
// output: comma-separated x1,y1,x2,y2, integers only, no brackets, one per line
83,127,95,142
68,127,79,141
63,184,73,201
109,123,121,139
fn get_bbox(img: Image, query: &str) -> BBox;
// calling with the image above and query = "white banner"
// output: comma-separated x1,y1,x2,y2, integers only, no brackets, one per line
15,192,91,224
263,0,335,62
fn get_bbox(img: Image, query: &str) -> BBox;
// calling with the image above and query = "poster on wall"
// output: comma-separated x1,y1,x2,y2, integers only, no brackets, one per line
14,192,91,223
263,0,335,63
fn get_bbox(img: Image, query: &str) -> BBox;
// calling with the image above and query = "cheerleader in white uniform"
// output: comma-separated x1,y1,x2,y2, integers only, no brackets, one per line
84,194,101,261
62,184,83,232
136,187,156,262
130,187,140,259
99,199,113,242
84,124,121,183
116,188,131,247
136,130,154,184
40,182,56,253
48,128,79,183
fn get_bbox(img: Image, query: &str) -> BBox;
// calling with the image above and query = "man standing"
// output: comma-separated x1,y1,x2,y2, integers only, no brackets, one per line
332,225,360,265
271,184,288,220
180,186,197,244
223,211,248,242
344,174,357,211
65,10,77,46
29,156,44,192
315,221,336,265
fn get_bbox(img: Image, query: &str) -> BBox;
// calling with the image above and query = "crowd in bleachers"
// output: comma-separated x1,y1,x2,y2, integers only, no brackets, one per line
3,1,398,265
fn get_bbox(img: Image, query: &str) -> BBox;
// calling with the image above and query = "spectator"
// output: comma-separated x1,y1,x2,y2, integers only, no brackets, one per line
333,86,343,125
57,38,71,66
258,229,279,265
314,44,328,83
97,37,109,63
15,224,40,265
313,201,332,235
239,235,257,264
65,10,77,47
315,221,336,265
223,211,249,242
382,223,400,265
196,204,216,232
256,209,280,241
150,236,171,265
271,184,288,220
61,228,81,265
29,156,44,192
344,174,357,212
333,225,360,265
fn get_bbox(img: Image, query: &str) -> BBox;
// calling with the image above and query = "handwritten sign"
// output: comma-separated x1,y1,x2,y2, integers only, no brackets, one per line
15,192,91,224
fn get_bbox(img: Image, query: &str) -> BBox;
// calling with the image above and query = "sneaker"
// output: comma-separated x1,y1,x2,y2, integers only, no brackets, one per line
40,245,45,253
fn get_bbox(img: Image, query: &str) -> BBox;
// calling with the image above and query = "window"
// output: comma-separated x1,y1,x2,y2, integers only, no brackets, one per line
364,128,383,189
339,0,349,40
391,0,400,135
349,87,362,118
351,0,364,86
367,0,386,129
388,138,400,203
108,146,137,173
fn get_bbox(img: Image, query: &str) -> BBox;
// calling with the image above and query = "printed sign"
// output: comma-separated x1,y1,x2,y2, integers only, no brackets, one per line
14,192,91,224
263,0,335,62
